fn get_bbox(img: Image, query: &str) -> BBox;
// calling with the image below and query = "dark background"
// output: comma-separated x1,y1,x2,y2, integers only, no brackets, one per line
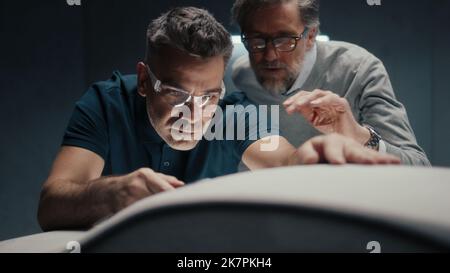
0,0,449,241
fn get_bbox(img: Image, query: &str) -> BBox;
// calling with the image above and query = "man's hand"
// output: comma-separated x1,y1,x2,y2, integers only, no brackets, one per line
243,134,399,171
38,146,186,231
283,89,371,145
292,134,400,165
108,168,185,213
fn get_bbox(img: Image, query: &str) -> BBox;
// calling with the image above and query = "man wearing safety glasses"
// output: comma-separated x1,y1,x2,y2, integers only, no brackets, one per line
232,0,430,165
38,7,399,231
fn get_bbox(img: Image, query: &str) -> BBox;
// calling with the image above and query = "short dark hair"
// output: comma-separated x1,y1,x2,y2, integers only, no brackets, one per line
232,0,320,33
146,7,233,66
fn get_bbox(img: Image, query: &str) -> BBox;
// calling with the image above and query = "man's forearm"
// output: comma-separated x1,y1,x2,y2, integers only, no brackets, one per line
37,176,117,231
38,167,182,231
243,136,299,170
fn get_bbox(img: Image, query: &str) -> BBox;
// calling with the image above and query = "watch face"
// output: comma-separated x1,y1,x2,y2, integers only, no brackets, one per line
365,126,381,150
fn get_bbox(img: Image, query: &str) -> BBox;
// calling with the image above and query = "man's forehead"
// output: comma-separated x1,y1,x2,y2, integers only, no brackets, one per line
244,2,303,34
152,54,224,91
153,48,221,68
156,58,224,78
158,69,223,89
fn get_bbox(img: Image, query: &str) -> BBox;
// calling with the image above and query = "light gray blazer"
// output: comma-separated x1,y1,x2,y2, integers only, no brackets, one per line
232,41,430,166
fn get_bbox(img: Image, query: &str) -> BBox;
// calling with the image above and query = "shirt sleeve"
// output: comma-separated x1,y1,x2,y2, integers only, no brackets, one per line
62,86,109,160
378,139,387,153
350,55,430,166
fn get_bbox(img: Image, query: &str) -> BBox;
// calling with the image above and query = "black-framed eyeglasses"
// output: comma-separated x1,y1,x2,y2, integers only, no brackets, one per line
241,28,309,53
146,64,225,108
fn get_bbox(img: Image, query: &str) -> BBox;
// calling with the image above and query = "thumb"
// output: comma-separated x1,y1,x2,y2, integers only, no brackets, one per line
158,173,185,188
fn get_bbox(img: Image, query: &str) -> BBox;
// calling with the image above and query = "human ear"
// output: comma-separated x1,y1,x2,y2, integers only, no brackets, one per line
306,27,318,50
137,62,149,97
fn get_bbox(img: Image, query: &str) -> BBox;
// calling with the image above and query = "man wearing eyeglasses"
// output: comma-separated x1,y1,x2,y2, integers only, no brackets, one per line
37,7,399,231
232,0,430,165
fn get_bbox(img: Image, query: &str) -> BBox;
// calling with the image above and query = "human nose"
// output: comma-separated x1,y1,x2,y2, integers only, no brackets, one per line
263,40,279,62
183,97,203,123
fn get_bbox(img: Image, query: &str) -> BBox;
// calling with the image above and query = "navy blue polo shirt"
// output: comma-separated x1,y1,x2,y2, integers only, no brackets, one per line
62,71,278,183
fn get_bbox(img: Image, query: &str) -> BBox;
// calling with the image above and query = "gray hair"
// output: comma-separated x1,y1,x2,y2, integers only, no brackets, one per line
146,7,233,66
232,0,320,33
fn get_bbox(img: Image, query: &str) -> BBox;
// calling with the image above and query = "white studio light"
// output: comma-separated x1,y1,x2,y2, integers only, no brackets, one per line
232,35,243,44
316,35,330,42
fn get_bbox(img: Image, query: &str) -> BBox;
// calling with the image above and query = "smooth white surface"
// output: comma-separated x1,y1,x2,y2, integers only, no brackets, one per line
78,166,450,248
1,165,449,252
0,231,85,253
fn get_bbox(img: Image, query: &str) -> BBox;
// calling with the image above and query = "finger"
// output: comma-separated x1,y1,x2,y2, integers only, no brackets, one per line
283,90,310,105
157,173,183,183
296,139,321,165
316,136,347,165
285,91,329,114
312,111,327,126
285,91,323,110
169,181,185,188
309,111,319,124
365,151,401,164
344,144,401,165
343,145,379,164
137,169,175,194
284,90,324,107
383,154,401,164
157,173,185,188
310,94,347,111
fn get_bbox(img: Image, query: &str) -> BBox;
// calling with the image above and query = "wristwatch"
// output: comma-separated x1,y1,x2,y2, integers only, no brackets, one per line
364,125,382,151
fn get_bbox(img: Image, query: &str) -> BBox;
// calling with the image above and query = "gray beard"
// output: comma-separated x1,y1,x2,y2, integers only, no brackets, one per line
258,73,297,96
254,60,304,96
